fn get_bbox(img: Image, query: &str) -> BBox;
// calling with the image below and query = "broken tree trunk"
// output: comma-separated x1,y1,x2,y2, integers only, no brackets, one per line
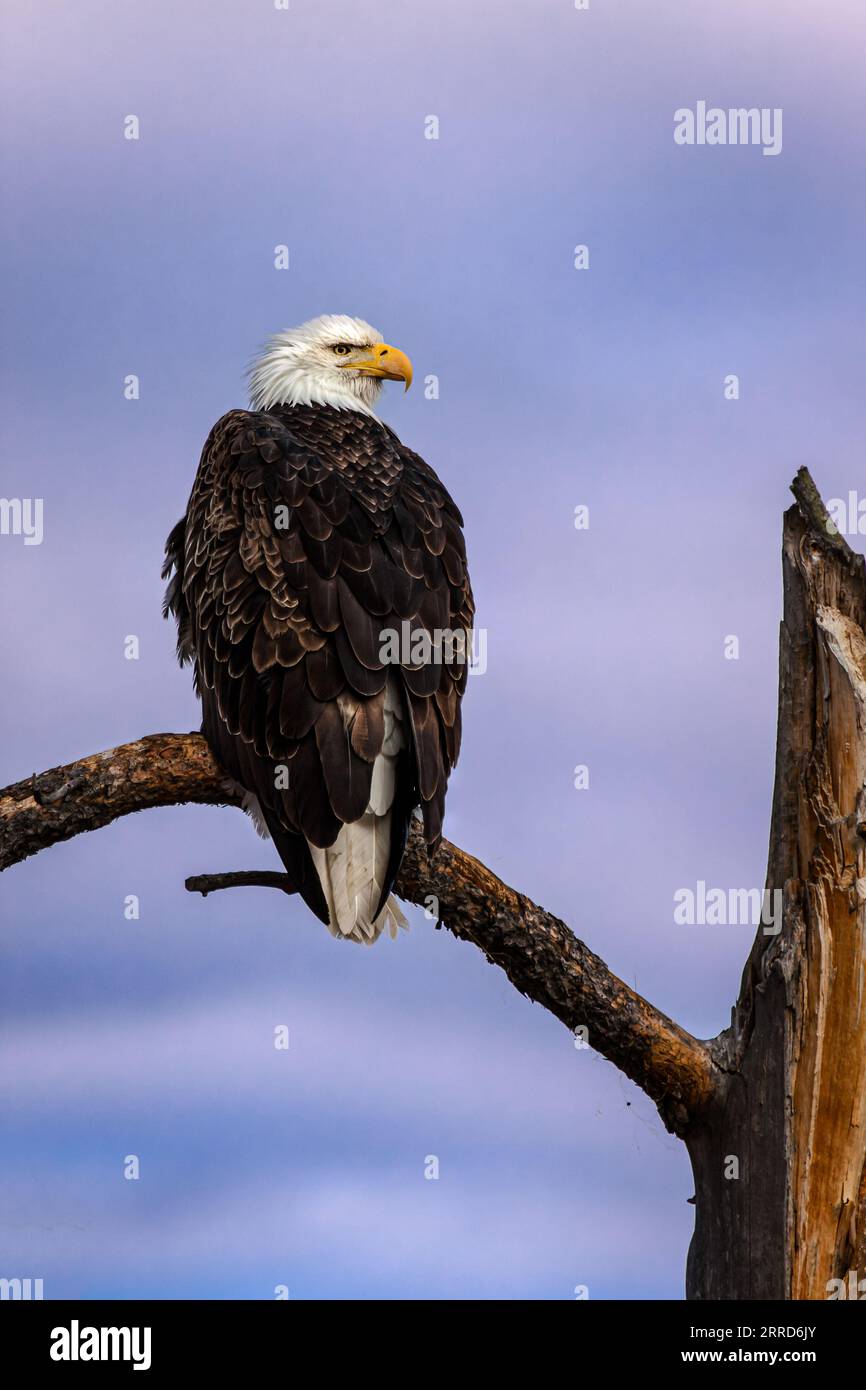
685,469,866,1299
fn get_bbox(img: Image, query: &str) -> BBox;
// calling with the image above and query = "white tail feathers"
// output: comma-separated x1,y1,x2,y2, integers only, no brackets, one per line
309,815,408,945
308,676,409,945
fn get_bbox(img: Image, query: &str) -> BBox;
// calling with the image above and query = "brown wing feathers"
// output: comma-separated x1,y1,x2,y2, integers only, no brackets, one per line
163,403,473,925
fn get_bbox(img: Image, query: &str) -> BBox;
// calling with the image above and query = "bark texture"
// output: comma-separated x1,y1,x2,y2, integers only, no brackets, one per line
686,469,866,1299
0,733,242,871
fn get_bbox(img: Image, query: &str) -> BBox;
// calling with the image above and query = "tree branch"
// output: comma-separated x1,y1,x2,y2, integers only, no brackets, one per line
186,870,297,896
0,734,242,871
0,733,718,1134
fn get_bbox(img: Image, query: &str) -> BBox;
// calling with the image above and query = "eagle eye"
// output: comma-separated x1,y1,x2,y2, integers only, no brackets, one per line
332,343,353,356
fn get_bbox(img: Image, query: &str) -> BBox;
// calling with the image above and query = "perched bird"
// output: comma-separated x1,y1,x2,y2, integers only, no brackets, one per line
163,315,474,944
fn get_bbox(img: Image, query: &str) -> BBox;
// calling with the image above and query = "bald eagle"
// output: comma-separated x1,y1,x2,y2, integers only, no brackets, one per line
163,315,474,944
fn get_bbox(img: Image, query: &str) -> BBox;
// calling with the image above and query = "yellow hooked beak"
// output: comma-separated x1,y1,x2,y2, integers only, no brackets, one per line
339,342,413,391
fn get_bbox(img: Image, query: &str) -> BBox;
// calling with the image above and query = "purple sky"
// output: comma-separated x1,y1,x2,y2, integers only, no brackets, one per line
2,0,866,1298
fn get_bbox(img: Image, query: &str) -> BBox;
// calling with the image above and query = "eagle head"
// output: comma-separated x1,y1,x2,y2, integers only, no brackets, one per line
247,314,413,415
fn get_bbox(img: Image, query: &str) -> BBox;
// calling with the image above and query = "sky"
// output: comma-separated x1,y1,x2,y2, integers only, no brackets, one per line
1,0,866,1300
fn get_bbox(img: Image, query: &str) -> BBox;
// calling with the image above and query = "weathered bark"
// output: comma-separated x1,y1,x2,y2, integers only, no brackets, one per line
3,467,865,1299
0,733,242,871
685,469,866,1299
0,736,717,1132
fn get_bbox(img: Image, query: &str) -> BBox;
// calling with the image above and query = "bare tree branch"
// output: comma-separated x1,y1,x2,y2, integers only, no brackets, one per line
0,732,719,1134
186,870,296,896
0,734,242,871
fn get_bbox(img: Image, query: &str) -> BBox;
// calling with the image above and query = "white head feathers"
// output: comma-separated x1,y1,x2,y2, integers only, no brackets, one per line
248,314,388,416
